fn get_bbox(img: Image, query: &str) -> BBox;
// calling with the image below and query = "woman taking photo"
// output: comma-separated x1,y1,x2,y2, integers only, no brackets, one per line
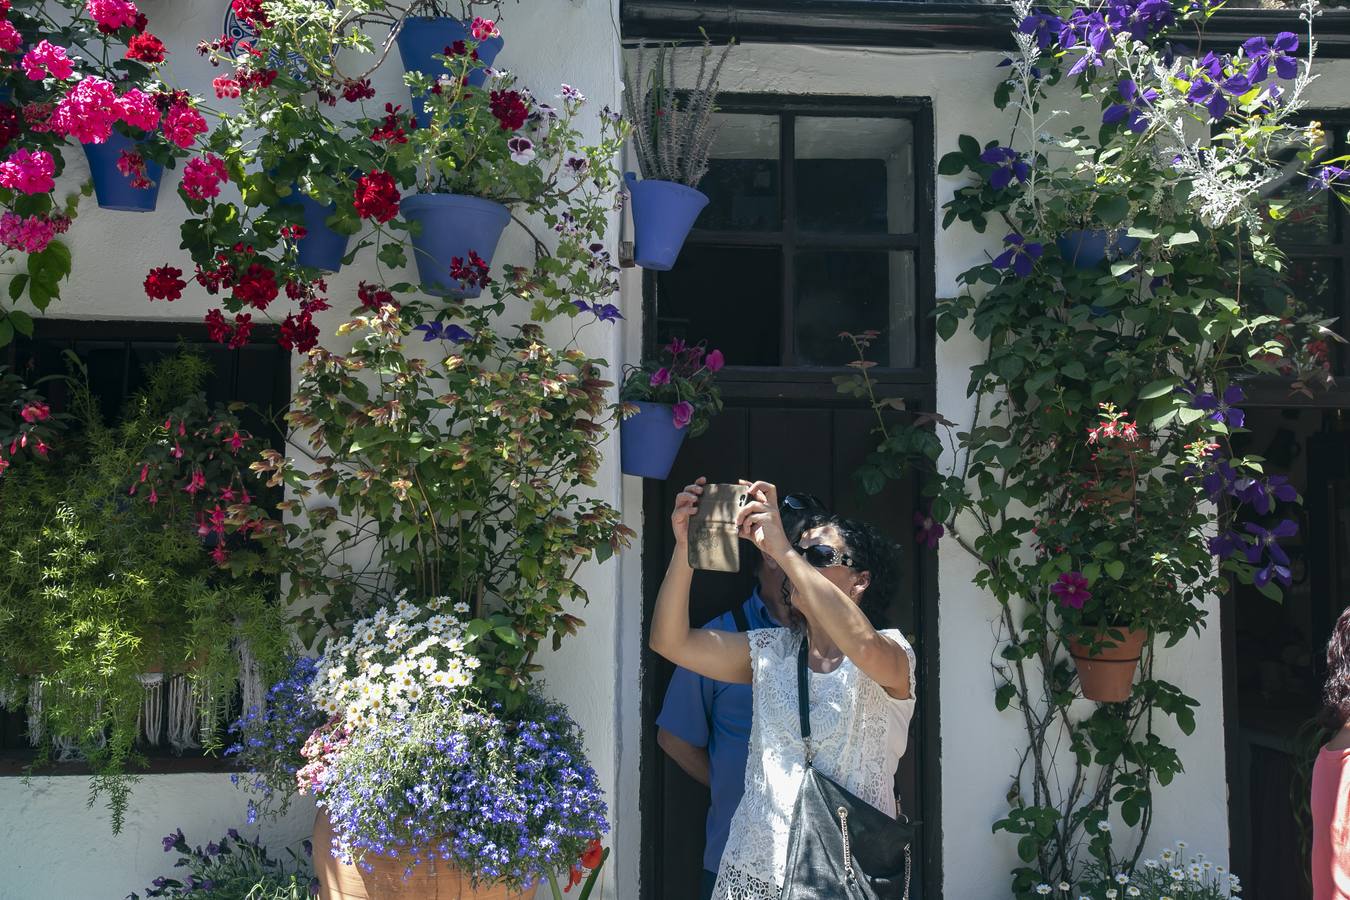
1314,605,1350,899
650,478,916,899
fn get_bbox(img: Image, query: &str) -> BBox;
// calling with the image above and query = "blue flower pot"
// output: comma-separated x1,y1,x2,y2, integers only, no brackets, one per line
401,193,511,299
83,132,163,212
396,16,504,127
620,401,689,479
1056,229,1140,269
625,173,709,271
284,192,350,273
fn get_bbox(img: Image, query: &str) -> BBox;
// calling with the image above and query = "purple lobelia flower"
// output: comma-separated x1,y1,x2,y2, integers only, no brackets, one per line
1193,384,1245,428
993,232,1044,278
1051,571,1093,609
980,146,1031,189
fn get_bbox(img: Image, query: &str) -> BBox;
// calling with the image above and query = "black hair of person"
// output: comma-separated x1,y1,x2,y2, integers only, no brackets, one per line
1320,605,1350,731
812,514,903,629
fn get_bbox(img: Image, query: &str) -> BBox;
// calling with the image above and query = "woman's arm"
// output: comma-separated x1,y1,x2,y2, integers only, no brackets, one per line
648,478,753,684
737,481,911,700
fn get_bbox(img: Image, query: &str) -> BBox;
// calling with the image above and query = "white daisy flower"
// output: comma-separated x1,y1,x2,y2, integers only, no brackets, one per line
1035,885,1051,896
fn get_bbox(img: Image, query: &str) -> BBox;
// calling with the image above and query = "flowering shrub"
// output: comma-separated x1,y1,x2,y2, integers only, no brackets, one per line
254,300,633,701
619,336,726,435
1066,841,1242,899
315,685,607,890
0,0,193,342
154,6,626,349
127,827,316,900
0,364,61,474
843,0,1347,895
0,353,291,831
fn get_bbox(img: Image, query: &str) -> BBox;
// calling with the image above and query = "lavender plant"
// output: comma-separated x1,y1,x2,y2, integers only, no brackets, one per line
623,34,733,187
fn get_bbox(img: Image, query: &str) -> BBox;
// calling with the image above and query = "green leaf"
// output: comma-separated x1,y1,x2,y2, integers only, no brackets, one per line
938,152,967,176
995,682,1016,711
7,308,32,337
0,317,12,347
7,273,27,301
1166,230,1200,248
1139,377,1178,400
1096,195,1129,225
959,134,981,160
1105,560,1125,580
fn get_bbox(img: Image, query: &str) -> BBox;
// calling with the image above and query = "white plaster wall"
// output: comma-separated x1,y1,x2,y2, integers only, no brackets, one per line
0,1,635,898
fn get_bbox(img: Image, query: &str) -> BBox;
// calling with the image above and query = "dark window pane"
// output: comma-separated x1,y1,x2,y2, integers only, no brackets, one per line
657,245,783,367
795,116,915,234
1272,190,1332,245
1286,257,1340,318
697,113,780,231
793,250,916,368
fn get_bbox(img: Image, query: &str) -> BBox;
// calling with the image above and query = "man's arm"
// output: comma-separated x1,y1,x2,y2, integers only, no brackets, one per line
657,726,711,787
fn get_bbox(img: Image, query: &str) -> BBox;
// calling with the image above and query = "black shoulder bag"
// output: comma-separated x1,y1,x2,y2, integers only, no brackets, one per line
780,639,917,900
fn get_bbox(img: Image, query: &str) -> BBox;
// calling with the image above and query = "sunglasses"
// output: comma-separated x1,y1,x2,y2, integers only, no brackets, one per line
781,493,825,513
795,542,859,570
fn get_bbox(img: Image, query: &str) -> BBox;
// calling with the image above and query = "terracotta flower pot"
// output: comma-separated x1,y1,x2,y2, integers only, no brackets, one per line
1069,628,1148,703
313,813,538,900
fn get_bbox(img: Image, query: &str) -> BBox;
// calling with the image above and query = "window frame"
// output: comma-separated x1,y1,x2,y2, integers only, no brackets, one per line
643,93,937,384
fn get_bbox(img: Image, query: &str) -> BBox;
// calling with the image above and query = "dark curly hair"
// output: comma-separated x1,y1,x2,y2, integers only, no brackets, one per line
1320,605,1350,731
815,514,903,628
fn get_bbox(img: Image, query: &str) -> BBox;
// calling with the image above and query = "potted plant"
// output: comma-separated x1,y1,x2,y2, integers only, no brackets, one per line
128,826,317,900
395,3,507,124
0,353,291,830
622,35,732,270
617,337,725,479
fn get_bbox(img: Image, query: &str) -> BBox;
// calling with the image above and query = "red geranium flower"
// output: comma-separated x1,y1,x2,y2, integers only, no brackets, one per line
279,310,319,352
126,32,165,63
489,89,528,131
352,170,400,223
232,262,279,310
144,265,186,301
357,280,394,309
342,78,375,102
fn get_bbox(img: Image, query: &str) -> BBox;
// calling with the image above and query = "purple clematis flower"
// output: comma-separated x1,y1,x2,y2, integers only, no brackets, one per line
1103,78,1158,133
1018,12,1065,50
1209,530,1251,560
1051,571,1093,609
993,232,1044,278
1235,473,1298,514
1243,518,1298,568
980,146,1031,190
1309,165,1348,192
414,321,472,343
1193,384,1245,428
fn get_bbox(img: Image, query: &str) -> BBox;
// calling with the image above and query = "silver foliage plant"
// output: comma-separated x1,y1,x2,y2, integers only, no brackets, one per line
624,35,734,188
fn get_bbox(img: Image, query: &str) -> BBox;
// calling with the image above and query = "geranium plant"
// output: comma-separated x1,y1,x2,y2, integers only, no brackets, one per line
619,337,726,435
0,0,198,342
840,0,1347,894
154,5,626,348
0,353,291,830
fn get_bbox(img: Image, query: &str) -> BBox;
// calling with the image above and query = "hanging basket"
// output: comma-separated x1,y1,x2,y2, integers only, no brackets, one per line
396,16,504,126
624,173,708,271
402,193,511,299
83,132,163,212
1055,229,1140,270
620,401,689,480
313,813,537,900
285,192,351,273
1069,628,1148,703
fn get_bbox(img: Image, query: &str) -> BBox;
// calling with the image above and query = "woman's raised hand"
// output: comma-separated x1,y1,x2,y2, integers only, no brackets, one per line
736,480,793,561
671,476,707,545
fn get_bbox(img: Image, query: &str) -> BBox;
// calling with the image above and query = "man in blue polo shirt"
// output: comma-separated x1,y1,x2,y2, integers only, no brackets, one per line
655,493,825,899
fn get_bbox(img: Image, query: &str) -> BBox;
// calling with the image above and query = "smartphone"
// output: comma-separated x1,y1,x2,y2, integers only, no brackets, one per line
687,483,749,572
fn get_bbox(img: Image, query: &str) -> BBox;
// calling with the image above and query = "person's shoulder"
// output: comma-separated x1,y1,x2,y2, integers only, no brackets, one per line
747,626,795,655
879,628,915,653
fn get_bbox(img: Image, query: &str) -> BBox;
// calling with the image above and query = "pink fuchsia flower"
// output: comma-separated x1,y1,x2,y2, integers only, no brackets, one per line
705,349,725,372
86,0,140,31
117,87,161,131
470,16,499,40
671,400,694,429
22,41,75,81
181,154,228,200
20,402,50,423
163,101,207,148
0,20,22,53
648,367,671,387
53,76,119,142
1050,571,1092,609
0,149,56,194
183,468,207,495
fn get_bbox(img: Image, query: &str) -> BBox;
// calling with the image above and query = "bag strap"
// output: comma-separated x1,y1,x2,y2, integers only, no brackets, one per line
731,603,750,633
797,637,812,761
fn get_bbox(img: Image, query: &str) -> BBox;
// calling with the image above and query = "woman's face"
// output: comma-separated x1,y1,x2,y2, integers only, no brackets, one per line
792,525,871,606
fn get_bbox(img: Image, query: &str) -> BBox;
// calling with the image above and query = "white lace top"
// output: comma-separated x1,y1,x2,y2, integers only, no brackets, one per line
711,627,917,900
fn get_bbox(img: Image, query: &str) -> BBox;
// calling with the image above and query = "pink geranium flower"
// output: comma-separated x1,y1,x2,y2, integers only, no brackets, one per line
22,41,75,81
0,149,56,194
162,101,208,149
117,87,162,131
53,76,119,142
181,153,228,200
86,0,139,31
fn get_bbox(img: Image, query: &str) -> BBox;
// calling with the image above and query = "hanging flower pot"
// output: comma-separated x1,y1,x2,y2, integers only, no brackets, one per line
313,813,537,900
83,132,163,212
620,401,690,479
1055,229,1140,269
401,193,511,299
396,16,505,126
1069,628,1148,702
625,173,709,271
284,192,351,273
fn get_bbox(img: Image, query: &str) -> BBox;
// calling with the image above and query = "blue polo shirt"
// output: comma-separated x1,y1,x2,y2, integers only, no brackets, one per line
655,590,779,875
